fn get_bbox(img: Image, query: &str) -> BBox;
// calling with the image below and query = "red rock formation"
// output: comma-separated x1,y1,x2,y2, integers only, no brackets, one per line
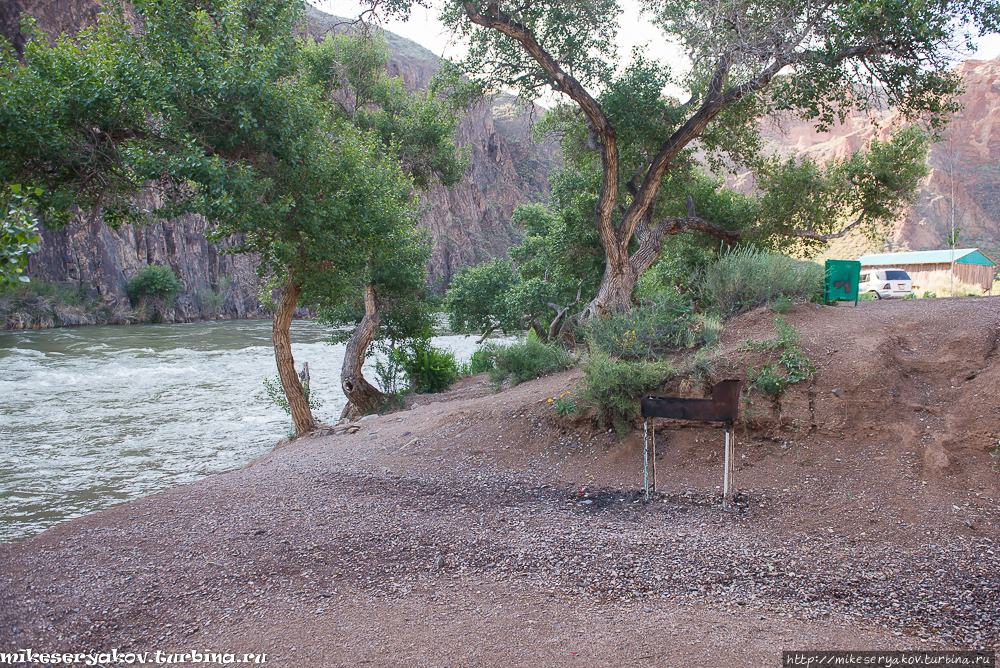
758,56,1000,260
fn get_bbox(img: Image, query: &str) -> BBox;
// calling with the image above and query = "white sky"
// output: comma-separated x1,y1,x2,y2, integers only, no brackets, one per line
310,0,1000,71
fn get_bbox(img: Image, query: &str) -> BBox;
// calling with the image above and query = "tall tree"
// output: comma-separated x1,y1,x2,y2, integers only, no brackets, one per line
0,0,439,436
302,30,465,418
369,0,998,316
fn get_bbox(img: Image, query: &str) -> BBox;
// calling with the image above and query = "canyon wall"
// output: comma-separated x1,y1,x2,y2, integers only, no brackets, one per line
3,3,558,322
759,56,1000,261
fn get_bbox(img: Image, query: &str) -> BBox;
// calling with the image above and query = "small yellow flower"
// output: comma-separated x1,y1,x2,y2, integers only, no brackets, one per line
548,398,553,402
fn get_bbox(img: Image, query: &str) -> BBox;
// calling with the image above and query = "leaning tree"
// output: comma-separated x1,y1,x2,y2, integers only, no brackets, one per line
365,0,998,316
0,0,452,436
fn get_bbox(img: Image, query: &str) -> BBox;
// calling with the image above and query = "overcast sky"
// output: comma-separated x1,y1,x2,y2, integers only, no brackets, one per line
309,0,1000,70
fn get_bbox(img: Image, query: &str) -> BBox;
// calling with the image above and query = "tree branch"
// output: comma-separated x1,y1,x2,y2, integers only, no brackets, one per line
460,1,621,266
546,279,584,343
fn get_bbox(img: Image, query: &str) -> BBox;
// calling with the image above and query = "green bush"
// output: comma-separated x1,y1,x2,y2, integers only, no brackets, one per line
585,300,721,360
700,247,823,315
127,265,183,307
770,294,794,313
579,353,674,437
405,338,459,393
922,290,937,298
741,317,816,396
374,343,409,396
485,335,574,388
195,275,232,318
459,346,497,375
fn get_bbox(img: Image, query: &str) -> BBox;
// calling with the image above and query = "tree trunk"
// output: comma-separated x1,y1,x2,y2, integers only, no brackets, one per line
273,278,317,437
582,258,638,320
341,282,385,420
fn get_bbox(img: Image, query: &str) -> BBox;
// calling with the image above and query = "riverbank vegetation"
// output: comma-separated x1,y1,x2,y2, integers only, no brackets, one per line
0,280,143,329
447,246,824,436
4,0,996,435
1,0,466,434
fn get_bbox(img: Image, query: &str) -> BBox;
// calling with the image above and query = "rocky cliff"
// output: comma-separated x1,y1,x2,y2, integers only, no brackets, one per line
303,7,559,289
757,56,1000,261
2,2,558,324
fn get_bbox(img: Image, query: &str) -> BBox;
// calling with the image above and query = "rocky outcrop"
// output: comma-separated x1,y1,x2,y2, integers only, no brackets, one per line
4,2,558,324
758,56,1000,260
303,7,559,289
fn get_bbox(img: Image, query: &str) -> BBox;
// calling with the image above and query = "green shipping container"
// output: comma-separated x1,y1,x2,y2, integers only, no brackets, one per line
825,259,860,305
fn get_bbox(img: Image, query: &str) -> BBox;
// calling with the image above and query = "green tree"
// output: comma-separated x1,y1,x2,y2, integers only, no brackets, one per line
445,258,518,341
303,31,466,418
0,0,459,435
368,0,997,316
1,185,41,286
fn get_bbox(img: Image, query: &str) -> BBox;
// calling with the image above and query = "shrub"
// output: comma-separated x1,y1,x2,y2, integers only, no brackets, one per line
195,275,232,318
459,346,497,375
579,353,674,437
262,374,323,414
404,338,459,393
700,247,823,315
922,290,937,298
770,295,794,313
374,343,408,396
485,334,574,388
127,265,183,307
741,317,816,396
0,279,144,328
585,300,722,361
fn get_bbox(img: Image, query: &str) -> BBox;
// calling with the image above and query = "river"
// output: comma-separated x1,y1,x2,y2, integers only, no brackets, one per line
0,319,496,543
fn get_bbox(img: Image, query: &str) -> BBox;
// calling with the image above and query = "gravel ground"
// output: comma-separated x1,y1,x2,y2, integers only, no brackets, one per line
2,299,999,667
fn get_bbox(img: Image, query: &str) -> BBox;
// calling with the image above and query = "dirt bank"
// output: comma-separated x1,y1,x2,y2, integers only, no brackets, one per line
1,298,998,666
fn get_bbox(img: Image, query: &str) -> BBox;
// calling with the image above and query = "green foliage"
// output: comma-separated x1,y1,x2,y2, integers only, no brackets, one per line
636,236,716,302
579,353,674,438
0,0,466,428
444,259,519,337
741,317,816,396
483,335,575,388
444,194,604,341
770,295,794,313
701,248,824,315
923,291,937,299
126,265,183,307
374,343,409,396
1,186,42,286
859,291,878,301
585,300,721,360
262,375,323,414
554,393,577,416
459,346,497,376
195,275,232,319
902,292,917,300
395,0,983,315
404,338,459,393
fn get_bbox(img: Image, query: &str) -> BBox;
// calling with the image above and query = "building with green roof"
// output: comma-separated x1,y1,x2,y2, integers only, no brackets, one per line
858,249,997,293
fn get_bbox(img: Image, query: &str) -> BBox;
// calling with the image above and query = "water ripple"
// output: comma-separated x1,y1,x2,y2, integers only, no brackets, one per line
0,320,494,543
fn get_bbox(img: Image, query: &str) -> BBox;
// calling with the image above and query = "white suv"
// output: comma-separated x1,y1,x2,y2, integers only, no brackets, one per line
859,267,913,299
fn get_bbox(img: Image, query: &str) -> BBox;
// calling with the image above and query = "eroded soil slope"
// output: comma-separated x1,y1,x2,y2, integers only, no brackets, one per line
1,298,997,667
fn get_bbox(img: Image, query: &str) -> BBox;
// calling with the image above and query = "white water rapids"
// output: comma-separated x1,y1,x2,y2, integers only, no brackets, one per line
0,319,498,543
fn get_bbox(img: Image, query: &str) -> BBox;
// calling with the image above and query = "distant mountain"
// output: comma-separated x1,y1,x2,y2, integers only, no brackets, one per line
1,2,558,325
755,56,1000,262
